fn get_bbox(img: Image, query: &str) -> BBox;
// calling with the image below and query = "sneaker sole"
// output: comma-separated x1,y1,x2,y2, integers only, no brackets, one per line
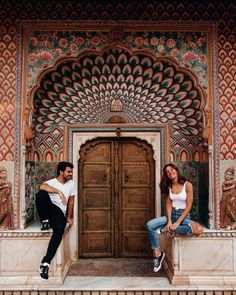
153,252,165,272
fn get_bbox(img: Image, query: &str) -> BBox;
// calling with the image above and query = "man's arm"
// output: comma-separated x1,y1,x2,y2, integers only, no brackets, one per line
66,195,75,226
39,183,67,205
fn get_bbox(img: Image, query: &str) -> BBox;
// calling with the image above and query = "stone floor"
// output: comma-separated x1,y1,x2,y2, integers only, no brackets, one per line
68,258,166,277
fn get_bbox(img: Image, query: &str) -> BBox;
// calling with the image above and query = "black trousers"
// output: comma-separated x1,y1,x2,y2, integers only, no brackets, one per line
36,190,67,264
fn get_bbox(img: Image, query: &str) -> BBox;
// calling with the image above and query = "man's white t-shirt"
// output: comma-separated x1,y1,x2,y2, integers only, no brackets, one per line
45,178,77,215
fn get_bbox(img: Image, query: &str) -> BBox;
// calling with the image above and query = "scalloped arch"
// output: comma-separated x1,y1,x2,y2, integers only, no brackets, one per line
31,45,206,138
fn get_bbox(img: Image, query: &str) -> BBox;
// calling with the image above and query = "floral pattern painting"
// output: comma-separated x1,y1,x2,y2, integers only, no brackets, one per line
27,30,207,87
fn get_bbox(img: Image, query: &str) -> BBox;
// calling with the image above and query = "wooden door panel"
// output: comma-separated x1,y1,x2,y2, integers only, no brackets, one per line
123,188,151,209
123,166,150,186
83,188,110,208
79,138,154,258
83,165,110,187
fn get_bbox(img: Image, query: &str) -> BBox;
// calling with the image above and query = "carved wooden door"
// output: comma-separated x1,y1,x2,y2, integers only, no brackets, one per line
78,138,155,258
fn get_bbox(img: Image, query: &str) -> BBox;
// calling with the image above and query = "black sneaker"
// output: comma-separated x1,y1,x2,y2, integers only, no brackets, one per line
153,252,165,272
39,262,49,279
41,220,50,231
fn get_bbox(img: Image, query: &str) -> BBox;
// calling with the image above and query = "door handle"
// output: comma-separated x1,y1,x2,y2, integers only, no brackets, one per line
103,173,107,181
125,174,129,183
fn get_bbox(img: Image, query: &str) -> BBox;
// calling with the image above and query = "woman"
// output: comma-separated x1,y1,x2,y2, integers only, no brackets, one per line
146,163,203,272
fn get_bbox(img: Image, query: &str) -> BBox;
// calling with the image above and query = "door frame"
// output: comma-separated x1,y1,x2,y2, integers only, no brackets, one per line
64,123,170,261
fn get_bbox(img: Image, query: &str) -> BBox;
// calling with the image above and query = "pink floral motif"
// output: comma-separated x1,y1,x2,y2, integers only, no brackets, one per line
199,54,207,64
197,37,205,47
91,36,100,46
70,43,78,52
30,37,38,46
37,51,52,61
126,35,133,43
29,53,37,63
59,38,68,48
183,51,197,61
159,36,166,44
76,37,84,45
144,38,149,46
171,48,180,57
167,39,176,48
150,37,158,46
135,37,144,47
54,48,62,55
157,44,165,53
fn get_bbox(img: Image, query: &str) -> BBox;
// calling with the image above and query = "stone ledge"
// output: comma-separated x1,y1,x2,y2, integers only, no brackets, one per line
161,229,236,285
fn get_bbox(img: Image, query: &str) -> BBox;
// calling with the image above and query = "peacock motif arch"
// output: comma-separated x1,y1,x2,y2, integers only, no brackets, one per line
31,46,207,162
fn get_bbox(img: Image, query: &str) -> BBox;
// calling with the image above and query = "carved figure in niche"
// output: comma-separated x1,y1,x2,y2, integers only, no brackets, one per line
220,166,236,230
0,166,13,229
111,95,123,112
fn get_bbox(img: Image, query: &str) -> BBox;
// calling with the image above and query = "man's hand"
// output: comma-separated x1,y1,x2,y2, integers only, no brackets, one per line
67,217,74,227
58,191,67,205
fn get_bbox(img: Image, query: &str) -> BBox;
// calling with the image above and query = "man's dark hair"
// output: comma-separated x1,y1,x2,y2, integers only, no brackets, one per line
57,161,74,176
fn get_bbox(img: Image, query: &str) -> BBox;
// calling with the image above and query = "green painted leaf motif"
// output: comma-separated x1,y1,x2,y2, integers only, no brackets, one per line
143,68,153,79
175,91,187,100
65,101,76,108
61,65,71,76
114,82,119,91
48,113,58,120
193,111,202,121
161,78,173,88
141,57,152,68
162,107,171,113
185,118,198,126
108,73,115,84
186,126,198,135
102,64,110,75
188,90,198,98
179,98,192,108
91,76,99,86
71,96,80,103
156,88,167,97
118,53,127,66
173,72,184,83
169,84,180,94
95,56,104,67
181,80,193,91
172,108,182,115
62,77,73,87
43,80,53,91
50,107,60,113
82,78,91,88
164,66,174,78
121,82,127,90
113,64,121,76
143,79,152,89
182,108,195,117
42,99,53,107
150,84,160,93
168,101,179,108
51,71,61,82
192,100,200,108
85,88,93,96
72,61,81,72
178,122,188,128
166,113,175,119
40,108,49,115
99,83,106,92
54,100,65,107
153,72,163,84
83,57,93,69
65,87,76,96
128,84,135,92
82,68,91,79
53,83,64,92
134,76,143,87
78,91,86,99
117,74,125,84
72,72,81,83
176,115,187,122
133,65,142,77
129,55,139,67
62,106,71,112
106,53,116,67
92,65,101,77
100,74,107,84
141,89,149,96
126,74,134,84
73,82,83,91
153,61,163,72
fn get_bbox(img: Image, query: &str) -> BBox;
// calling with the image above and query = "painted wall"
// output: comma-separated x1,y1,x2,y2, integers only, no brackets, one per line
0,0,235,228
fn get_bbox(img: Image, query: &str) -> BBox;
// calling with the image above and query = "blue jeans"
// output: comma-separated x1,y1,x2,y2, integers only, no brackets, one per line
146,208,193,249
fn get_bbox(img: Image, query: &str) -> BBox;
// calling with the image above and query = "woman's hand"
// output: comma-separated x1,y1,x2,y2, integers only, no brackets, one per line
166,221,173,232
170,221,180,232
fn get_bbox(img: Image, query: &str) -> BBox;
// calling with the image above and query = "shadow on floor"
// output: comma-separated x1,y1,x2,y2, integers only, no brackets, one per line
68,258,167,277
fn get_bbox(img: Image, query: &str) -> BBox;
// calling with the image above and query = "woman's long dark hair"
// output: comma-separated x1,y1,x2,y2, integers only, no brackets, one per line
159,163,186,196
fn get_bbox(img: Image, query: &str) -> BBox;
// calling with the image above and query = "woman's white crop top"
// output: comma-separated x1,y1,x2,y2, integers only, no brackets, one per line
169,182,187,209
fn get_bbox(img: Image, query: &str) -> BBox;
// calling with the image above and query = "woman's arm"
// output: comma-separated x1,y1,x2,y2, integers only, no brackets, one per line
171,181,193,230
166,194,173,231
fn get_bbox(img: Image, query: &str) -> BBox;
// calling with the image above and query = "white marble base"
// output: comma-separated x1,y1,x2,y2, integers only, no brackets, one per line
0,222,71,285
161,229,236,285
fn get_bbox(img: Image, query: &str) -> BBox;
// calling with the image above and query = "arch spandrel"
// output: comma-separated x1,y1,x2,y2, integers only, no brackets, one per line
27,45,207,162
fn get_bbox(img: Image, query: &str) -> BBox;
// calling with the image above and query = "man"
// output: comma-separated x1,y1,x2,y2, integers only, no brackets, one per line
36,161,77,280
